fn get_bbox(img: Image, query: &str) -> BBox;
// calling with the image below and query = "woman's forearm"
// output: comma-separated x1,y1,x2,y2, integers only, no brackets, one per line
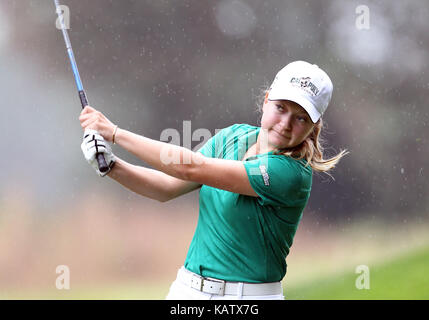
79,106,203,180
113,128,203,180
107,158,175,202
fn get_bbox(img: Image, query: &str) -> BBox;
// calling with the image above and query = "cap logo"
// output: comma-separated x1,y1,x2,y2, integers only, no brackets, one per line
290,77,320,96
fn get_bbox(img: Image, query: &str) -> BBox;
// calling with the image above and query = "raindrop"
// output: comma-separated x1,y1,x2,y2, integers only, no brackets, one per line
214,0,257,39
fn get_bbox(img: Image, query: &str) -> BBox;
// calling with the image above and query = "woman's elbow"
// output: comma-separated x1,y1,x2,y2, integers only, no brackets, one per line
156,191,174,203
175,153,205,182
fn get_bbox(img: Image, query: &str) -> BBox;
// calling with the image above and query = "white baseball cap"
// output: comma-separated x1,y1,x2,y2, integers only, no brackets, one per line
267,61,333,123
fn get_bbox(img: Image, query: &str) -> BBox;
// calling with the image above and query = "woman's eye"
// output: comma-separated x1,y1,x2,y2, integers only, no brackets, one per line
276,105,284,111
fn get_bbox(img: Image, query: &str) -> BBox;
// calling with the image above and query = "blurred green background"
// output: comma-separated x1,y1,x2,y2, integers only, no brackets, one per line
0,0,428,299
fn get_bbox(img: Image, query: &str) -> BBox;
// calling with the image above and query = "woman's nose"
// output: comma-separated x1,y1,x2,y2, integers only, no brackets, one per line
278,114,292,132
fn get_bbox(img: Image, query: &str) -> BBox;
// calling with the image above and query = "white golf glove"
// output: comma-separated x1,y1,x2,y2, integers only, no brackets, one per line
81,129,116,177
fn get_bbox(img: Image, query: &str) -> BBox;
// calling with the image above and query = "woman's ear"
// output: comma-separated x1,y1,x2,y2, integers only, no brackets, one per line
309,119,321,135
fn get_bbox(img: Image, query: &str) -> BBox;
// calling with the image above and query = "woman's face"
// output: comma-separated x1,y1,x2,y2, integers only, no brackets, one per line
260,95,316,150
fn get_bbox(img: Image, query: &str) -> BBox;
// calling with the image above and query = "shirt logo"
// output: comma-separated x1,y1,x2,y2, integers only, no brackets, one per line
290,77,320,96
259,165,270,186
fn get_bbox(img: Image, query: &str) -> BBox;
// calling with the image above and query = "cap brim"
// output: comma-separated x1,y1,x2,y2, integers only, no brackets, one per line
268,86,321,123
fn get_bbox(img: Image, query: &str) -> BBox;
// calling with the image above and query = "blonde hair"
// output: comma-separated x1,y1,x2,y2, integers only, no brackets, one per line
255,88,349,175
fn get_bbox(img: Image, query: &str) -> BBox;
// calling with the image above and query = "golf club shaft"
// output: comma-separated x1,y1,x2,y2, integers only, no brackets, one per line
54,0,109,172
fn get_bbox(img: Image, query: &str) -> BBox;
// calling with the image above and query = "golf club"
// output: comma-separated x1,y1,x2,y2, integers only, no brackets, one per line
54,0,109,173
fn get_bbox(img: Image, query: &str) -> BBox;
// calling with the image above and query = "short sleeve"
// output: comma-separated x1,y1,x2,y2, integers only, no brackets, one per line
197,134,217,158
196,124,240,159
243,155,311,207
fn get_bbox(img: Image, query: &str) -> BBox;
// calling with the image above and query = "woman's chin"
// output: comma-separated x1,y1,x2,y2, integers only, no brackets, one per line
269,136,290,149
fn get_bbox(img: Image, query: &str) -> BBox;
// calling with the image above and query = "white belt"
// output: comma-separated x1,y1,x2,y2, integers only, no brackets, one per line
177,267,282,296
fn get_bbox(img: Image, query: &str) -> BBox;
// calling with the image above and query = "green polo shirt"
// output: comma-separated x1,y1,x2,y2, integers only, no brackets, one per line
184,123,312,283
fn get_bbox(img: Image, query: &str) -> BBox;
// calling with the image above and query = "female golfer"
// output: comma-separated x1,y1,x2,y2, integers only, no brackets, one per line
79,61,347,300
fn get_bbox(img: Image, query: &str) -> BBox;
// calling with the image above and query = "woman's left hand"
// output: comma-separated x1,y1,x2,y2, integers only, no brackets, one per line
79,106,116,142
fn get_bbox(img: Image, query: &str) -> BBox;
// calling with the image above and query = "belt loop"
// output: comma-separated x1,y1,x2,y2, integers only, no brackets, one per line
237,282,244,299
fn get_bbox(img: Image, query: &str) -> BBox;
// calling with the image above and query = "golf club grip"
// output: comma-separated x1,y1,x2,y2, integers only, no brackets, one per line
96,153,109,173
79,90,88,108
79,90,109,173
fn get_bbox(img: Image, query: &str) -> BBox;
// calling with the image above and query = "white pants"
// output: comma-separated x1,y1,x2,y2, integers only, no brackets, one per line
166,267,285,300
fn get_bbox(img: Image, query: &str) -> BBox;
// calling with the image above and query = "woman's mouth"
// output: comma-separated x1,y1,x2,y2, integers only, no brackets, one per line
272,130,289,139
